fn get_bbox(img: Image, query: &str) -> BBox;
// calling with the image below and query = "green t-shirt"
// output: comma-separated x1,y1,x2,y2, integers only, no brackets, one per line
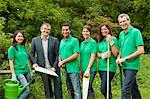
80,37,97,72
8,45,30,76
59,35,80,73
97,36,118,72
119,25,144,70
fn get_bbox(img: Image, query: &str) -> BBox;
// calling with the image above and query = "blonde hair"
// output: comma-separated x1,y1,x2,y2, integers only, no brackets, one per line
118,13,130,21
40,23,51,31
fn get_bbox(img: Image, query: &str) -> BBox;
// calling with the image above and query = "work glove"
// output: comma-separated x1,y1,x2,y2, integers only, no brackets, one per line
101,51,111,59
30,70,33,77
106,34,114,46
11,73,17,81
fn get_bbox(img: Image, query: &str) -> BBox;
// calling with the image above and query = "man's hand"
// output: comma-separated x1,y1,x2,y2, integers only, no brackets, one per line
49,67,56,72
32,63,39,69
106,34,114,46
116,57,128,66
58,61,65,67
101,51,111,59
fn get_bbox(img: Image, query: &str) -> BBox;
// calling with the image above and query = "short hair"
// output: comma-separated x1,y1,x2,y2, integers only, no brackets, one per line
118,13,130,21
83,25,91,33
61,23,70,29
40,23,51,30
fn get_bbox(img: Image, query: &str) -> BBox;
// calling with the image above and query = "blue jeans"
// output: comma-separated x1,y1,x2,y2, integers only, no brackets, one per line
82,71,96,97
66,73,81,99
99,71,115,99
122,69,141,99
17,73,31,99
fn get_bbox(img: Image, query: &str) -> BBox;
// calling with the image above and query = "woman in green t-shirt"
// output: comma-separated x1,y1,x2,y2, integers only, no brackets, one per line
8,30,31,99
80,25,97,98
97,24,118,99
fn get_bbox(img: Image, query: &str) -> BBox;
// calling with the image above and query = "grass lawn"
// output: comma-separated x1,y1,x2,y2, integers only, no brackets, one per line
1,54,150,99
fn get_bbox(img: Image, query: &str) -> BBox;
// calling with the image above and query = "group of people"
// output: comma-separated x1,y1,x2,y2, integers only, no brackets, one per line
8,13,144,99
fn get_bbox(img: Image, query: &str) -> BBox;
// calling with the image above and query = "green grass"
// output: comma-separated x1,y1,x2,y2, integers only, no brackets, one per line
1,54,150,99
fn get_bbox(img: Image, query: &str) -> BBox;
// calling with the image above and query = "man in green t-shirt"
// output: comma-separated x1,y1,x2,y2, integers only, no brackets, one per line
116,13,144,99
58,23,81,99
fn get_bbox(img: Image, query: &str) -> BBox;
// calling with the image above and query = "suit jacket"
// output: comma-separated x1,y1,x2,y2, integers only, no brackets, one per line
29,36,60,73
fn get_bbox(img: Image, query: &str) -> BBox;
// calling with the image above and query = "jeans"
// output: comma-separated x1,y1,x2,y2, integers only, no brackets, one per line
66,73,81,99
17,73,31,99
41,73,62,99
99,71,115,99
122,69,141,99
82,71,96,97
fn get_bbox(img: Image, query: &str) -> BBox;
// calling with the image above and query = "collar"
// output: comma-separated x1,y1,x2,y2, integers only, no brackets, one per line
123,25,133,34
84,37,91,43
63,35,72,41
41,35,49,40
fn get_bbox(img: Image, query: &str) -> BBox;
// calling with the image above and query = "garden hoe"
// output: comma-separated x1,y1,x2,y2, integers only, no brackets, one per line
106,43,110,99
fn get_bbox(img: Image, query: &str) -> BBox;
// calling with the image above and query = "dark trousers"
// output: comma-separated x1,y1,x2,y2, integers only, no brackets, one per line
41,73,62,99
122,69,141,99
99,71,115,99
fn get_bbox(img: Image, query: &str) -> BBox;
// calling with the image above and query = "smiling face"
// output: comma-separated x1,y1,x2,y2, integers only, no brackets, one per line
101,25,110,37
15,32,24,44
41,24,50,37
62,26,70,39
118,16,130,31
82,28,90,40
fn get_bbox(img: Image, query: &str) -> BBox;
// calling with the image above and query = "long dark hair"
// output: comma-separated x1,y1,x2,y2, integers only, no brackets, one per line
98,24,113,42
12,30,26,51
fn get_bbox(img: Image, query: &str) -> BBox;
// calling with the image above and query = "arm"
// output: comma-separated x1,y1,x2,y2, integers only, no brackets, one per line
87,54,96,70
110,45,118,57
116,48,121,65
59,53,79,66
84,54,96,77
9,60,15,74
29,38,38,68
118,46,144,63
53,39,59,69
8,47,17,80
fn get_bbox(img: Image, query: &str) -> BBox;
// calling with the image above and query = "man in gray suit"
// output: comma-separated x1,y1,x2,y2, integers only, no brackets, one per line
29,23,62,99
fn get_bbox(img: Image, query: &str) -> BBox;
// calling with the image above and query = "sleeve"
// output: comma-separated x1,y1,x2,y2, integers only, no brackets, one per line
91,41,97,54
8,46,15,60
134,30,144,46
118,33,122,49
29,38,36,65
59,40,62,54
53,38,59,69
72,39,80,53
